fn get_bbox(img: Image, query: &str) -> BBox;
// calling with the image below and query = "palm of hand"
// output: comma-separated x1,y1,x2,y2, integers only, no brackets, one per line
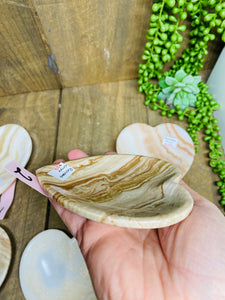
50,151,225,300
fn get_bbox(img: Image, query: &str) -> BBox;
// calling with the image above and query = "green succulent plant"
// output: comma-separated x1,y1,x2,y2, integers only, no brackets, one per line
158,69,201,110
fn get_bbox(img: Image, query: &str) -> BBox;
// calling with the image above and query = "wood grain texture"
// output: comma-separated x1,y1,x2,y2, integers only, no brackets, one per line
0,90,60,299
0,0,60,96
0,0,223,95
48,79,148,230
32,0,223,87
32,0,153,87
57,80,148,157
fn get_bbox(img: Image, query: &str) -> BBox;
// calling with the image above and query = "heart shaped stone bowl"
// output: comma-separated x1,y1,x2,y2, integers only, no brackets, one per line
0,227,12,287
0,124,32,194
19,229,96,300
36,154,193,229
116,123,195,177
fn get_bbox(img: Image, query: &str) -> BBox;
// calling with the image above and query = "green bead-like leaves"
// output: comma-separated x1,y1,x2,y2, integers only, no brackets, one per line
158,69,201,110
138,0,225,208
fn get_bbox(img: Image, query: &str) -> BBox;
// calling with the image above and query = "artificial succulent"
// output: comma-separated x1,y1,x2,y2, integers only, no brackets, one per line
158,69,201,110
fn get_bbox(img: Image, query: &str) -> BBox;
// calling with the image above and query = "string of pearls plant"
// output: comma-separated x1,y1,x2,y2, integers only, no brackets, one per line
138,0,225,208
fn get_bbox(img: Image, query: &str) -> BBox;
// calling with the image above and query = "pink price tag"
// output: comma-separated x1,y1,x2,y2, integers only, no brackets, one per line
4,161,48,197
0,181,16,220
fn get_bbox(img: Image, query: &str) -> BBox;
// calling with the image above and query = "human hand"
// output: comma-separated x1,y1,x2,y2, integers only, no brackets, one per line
50,149,225,300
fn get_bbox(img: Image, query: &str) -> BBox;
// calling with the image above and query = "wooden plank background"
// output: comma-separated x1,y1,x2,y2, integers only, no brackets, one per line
32,0,153,87
0,0,223,96
0,0,61,96
0,90,60,299
32,0,224,87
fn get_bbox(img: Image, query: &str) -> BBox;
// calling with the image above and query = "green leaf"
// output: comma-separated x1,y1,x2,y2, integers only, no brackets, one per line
193,76,201,85
152,3,162,12
150,14,159,22
173,87,182,94
174,82,186,88
148,28,158,35
178,25,186,32
165,95,174,106
169,15,177,22
183,75,194,84
192,85,200,94
158,92,167,100
183,86,194,93
182,97,190,108
165,76,177,85
163,86,174,94
154,46,161,54
187,93,197,106
158,80,168,88
222,31,225,42
183,85,200,94
173,97,182,108
175,69,187,81
204,13,215,22
167,93,176,103
173,93,185,110
175,92,196,110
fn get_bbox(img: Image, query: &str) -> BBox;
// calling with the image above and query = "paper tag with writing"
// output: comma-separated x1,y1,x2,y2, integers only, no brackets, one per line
5,161,48,197
48,162,75,181
162,136,178,148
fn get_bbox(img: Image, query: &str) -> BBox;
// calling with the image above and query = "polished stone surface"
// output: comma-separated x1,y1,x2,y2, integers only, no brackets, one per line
0,227,11,287
116,123,195,177
19,229,96,300
0,124,32,194
36,154,193,228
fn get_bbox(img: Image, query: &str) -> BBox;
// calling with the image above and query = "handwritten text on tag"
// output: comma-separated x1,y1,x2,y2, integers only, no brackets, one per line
162,136,178,148
48,162,75,181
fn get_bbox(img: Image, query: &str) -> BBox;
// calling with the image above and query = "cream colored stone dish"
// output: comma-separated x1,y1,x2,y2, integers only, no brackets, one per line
19,229,96,300
36,155,193,229
0,124,32,194
0,227,12,287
